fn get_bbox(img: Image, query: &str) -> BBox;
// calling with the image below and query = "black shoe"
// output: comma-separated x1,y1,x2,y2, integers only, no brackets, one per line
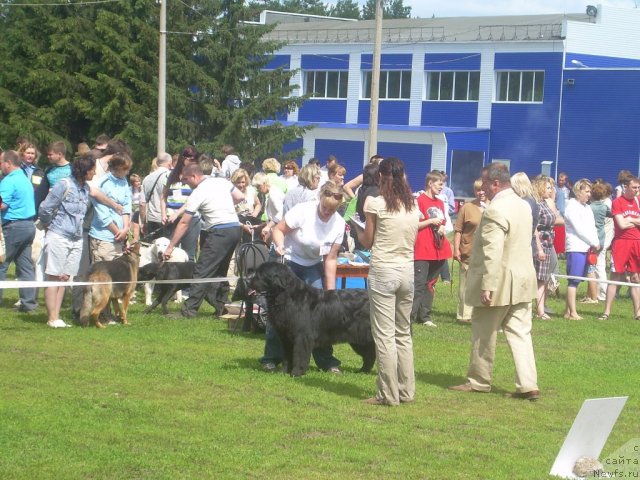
16,305,37,313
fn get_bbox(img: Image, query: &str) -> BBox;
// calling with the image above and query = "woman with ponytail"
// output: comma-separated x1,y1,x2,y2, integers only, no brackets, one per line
353,157,420,406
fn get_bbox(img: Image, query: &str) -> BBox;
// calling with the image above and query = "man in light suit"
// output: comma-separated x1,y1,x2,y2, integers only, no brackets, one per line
449,163,540,401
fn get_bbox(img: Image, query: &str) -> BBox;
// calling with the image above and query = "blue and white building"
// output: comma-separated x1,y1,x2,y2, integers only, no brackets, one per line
261,5,640,195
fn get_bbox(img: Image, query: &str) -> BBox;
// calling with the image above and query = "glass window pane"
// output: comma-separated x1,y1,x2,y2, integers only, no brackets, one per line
534,71,544,102
521,71,534,102
379,72,388,99
401,71,411,99
338,71,348,98
454,72,469,100
305,72,314,96
363,72,372,98
507,72,521,101
497,72,508,101
469,71,480,101
427,72,439,100
315,71,326,97
387,71,401,98
327,71,339,98
440,71,453,100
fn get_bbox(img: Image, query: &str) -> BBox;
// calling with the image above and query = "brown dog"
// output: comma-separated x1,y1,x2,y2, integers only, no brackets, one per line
79,243,141,328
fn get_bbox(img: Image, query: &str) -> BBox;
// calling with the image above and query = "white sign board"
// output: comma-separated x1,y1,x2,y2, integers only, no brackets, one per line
550,396,628,478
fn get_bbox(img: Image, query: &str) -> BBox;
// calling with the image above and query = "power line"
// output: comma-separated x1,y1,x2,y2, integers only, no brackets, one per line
0,0,121,6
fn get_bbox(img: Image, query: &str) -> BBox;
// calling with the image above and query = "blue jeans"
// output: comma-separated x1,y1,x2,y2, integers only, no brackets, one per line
0,220,37,310
261,260,341,370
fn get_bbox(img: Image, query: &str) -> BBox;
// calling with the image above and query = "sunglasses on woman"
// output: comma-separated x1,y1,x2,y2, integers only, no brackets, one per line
323,191,343,201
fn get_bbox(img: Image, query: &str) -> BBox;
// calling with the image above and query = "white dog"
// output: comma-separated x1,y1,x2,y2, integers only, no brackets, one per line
139,237,189,305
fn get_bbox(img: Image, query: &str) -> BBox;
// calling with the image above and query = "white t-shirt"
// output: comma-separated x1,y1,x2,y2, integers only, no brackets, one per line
235,185,258,216
283,201,345,266
185,177,239,229
265,186,285,224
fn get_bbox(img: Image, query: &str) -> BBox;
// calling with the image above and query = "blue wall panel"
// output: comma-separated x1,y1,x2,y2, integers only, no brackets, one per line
489,52,563,177
446,131,490,162
376,142,432,191
282,138,304,163
264,55,290,70
422,101,478,127
559,69,640,185
314,139,365,179
358,100,410,125
301,54,349,70
299,100,347,123
361,54,413,70
425,53,481,70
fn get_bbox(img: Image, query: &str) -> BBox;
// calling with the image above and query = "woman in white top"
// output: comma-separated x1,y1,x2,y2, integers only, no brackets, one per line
564,179,600,320
280,160,300,192
231,168,261,241
260,181,346,373
253,172,285,243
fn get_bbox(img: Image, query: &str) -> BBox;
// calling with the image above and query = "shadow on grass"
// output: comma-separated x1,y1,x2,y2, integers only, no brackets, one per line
229,357,370,399
415,370,509,395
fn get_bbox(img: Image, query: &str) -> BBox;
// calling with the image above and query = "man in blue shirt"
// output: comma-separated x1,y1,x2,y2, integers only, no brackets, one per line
0,150,37,312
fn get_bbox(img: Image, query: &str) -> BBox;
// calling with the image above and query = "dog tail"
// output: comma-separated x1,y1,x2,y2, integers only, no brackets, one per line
78,285,93,327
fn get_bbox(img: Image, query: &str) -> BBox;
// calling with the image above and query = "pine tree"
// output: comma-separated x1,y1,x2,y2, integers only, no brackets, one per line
329,0,360,19
361,0,411,20
0,0,307,167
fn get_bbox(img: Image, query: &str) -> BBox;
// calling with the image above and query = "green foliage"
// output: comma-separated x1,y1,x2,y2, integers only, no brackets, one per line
361,0,412,20
0,0,307,168
0,272,638,478
328,0,360,19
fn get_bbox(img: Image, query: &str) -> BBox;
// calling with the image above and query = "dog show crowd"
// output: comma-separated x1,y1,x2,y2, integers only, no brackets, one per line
2,135,640,406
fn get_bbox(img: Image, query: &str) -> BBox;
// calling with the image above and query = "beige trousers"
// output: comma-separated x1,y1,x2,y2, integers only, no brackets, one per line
457,262,474,321
89,237,122,263
467,302,538,393
368,264,415,405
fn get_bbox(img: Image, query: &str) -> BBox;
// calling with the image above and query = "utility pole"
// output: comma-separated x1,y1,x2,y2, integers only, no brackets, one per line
157,0,167,157
367,0,383,160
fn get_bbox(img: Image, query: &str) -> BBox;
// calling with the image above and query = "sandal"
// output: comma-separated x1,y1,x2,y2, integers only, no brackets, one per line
597,313,609,321
535,313,551,320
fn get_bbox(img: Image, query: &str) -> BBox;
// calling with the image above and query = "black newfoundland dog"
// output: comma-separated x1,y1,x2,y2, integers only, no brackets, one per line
248,262,376,376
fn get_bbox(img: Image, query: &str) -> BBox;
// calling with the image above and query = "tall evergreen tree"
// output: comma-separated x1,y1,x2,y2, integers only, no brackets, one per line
0,0,307,167
361,0,411,20
329,0,360,19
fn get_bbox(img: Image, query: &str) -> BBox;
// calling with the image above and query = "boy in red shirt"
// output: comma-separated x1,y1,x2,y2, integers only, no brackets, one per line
411,171,452,327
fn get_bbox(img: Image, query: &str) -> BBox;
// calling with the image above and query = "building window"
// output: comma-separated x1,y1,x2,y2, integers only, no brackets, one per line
304,71,348,98
426,71,480,101
496,71,544,102
362,71,412,99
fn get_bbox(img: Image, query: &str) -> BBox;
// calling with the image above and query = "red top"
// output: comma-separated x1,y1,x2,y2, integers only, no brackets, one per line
414,193,452,261
612,195,640,240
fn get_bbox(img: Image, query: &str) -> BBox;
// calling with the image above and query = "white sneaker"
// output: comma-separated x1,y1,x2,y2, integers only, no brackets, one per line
422,320,437,327
47,319,71,328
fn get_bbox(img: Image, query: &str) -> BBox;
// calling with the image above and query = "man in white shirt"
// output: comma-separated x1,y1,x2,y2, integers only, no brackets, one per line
164,164,244,317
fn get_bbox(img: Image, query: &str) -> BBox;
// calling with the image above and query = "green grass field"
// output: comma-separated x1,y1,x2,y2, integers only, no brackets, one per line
0,276,638,479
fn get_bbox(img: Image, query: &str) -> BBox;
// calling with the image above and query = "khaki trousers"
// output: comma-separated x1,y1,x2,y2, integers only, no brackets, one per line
456,262,474,321
89,237,122,263
368,264,415,405
467,302,538,393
